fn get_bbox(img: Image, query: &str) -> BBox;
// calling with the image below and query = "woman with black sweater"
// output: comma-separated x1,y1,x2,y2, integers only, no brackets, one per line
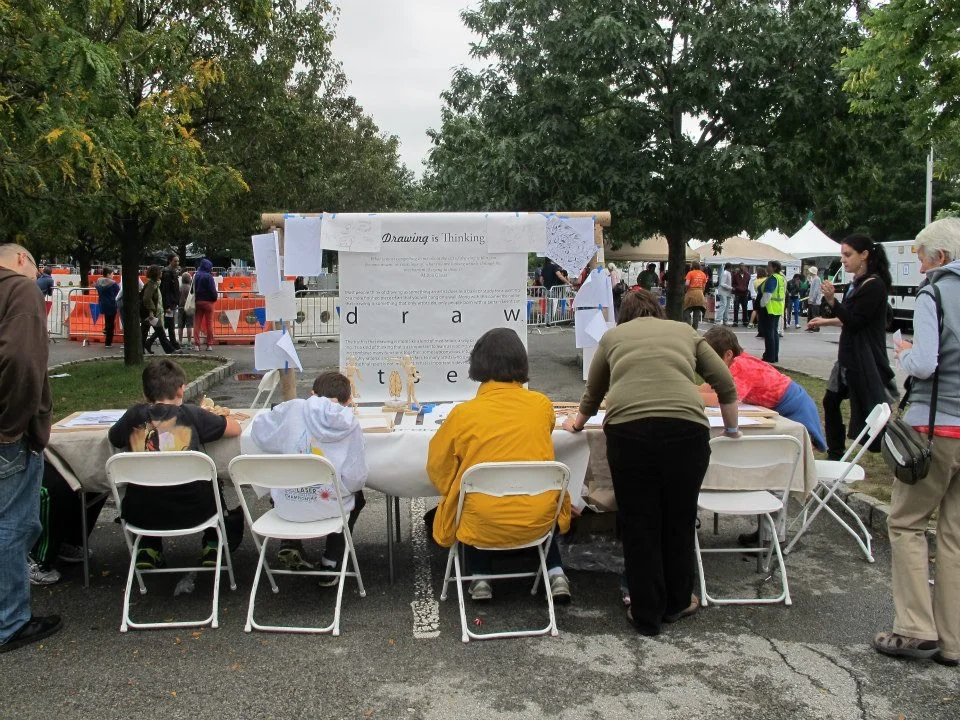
808,234,897,459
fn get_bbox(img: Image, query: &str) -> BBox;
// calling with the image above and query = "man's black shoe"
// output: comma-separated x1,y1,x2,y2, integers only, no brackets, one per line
0,615,62,653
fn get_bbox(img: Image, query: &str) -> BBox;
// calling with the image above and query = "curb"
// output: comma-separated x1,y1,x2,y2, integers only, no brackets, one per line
48,355,237,404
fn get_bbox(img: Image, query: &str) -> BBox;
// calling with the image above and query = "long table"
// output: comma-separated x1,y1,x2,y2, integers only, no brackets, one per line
46,408,817,584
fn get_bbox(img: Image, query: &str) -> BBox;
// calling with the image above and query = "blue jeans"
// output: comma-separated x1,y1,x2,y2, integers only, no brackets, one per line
775,381,827,451
465,532,564,575
0,440,43,643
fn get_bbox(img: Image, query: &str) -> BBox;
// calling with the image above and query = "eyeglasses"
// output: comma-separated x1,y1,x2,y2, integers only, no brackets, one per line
19,252,37,269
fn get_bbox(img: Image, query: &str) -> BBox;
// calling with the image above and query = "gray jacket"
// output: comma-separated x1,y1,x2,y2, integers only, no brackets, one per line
902,259,960,426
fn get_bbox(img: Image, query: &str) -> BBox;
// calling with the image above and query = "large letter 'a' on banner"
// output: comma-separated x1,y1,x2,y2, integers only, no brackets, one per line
338,213,533,402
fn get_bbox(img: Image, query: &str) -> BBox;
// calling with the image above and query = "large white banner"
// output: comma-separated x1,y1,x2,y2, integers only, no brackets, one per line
339,213,528,402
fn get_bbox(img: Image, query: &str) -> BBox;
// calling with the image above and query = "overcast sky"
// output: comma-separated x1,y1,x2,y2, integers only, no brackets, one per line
330,1,482,175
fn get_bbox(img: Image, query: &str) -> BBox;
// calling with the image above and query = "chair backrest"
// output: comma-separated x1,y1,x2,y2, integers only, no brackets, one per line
707,435,803,498
455,461,571,528
105,450,222,518
252,369,281,409
228,454,346,529
836,402,892,477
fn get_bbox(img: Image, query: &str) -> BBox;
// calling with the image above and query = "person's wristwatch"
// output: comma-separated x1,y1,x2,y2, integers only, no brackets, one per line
724,426,740,434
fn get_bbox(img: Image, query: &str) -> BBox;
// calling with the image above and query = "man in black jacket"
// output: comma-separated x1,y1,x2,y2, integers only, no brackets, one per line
160,254,182,350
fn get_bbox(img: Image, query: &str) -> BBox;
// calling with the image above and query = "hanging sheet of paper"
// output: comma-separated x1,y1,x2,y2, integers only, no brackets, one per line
575,307,604,349
573,269,612,308
252,232,282,294
265,280,297,322
545,216,597,275
486,213,547,253
585,310,610,344
275,331,303,371
320,213,382,253
283,216,323,276
254,330,300,371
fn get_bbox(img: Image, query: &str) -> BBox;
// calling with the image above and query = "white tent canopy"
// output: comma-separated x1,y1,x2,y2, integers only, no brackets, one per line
694,235,797,266
779,221,840,259
755,228,791,250
605,234,698,262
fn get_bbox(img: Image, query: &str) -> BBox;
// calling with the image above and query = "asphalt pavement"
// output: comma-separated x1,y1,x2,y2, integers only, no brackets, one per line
4,322,954,720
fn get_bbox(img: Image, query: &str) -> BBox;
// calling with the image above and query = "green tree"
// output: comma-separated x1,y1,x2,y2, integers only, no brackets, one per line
842,0,960,169
426,1,869,317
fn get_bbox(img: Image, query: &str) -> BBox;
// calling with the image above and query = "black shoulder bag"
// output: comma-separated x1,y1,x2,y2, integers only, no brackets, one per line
881,284,942,485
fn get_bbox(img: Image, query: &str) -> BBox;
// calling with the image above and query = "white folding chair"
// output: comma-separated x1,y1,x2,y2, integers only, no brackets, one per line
105,451,236,632
695,435,803,606
784,402,891,562
251,369,281,409
439,461,570,642
228,454,366,635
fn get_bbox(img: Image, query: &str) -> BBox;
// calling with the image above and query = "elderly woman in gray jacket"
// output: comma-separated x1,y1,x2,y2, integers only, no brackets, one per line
873,218,960,667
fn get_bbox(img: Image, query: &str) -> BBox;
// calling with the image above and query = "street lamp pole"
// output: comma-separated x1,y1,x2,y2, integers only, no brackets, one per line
925,147,934,227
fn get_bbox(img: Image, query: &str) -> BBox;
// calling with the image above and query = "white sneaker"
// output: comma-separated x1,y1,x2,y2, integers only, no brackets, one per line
549,573,572,604
57,543,91,564
468,579,493,601
29,559,61,586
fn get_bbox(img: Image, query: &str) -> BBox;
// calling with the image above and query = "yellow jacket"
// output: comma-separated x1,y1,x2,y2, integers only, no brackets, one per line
427,381,571,548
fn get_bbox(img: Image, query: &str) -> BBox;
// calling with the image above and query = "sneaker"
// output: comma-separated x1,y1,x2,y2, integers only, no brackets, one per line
317,560,341,587
57,543,91,564
277,547,314,571
468,579,493,601
135,548,165,570
200,542,219,568
549,573,572,604
0,615,62,654
28,559,61,586
873,631,939,659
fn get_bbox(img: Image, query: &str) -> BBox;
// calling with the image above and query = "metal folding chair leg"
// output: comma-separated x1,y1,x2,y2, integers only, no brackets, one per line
784,484,874,562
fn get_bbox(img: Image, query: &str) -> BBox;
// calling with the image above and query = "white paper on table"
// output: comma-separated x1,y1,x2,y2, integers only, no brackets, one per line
254,330,296,371
425,402,460,421
485,213,548,253
575,307,603,349
585,308,610,344
396,413,420,429
283,216,323,276
59,410,126,427
252,232,282,295
264,281,297,322
545,215,597,275
320,213,382,252
573,270,610,308
707,416,765,428
275,331,303,371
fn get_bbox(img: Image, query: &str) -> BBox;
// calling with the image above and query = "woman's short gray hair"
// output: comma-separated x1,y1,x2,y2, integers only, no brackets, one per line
916,217,960,261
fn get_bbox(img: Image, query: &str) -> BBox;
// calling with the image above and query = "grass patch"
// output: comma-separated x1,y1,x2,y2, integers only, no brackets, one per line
782,369,893,504
48,358,224,423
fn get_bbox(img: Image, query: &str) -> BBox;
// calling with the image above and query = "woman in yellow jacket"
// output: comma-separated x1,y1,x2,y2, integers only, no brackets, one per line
427,328,572,603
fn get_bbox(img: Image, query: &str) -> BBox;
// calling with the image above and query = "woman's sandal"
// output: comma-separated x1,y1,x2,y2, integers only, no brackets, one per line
873,631,939,659
663,594,700,623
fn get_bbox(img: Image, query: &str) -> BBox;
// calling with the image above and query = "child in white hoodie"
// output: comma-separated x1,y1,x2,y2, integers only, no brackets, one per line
250,371,368,578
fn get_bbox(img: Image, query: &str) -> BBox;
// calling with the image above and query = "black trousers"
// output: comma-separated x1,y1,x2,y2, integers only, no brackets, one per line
823,385,848,461
324,490,366,562
163,312,180,349
103,312,117,347
760,310,780,363
141,318,174,353
732,294,749,325
32,462,107,566
605,418,711,636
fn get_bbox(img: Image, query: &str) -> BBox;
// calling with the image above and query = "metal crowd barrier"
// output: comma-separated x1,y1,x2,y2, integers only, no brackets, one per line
45,287,68,339
527,286,547,328
547,285,575,325
293,290,340,341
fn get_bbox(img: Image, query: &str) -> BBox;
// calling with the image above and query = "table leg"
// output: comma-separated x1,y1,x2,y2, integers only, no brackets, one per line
385,493,396,584
394,496,401,543
80,490,90,588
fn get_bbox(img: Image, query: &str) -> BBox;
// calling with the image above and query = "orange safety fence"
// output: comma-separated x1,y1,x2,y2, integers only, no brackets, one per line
65,289,278,344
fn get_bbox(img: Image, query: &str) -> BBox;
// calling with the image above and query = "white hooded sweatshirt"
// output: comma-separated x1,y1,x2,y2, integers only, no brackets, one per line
250,395,368,522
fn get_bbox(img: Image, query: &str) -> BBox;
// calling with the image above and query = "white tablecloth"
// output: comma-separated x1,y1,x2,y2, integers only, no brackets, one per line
239,415,593,506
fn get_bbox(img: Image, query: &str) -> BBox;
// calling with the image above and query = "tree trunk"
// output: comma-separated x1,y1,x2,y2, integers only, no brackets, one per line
117,218,146,367
77,255,92,289
665,229,688,320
